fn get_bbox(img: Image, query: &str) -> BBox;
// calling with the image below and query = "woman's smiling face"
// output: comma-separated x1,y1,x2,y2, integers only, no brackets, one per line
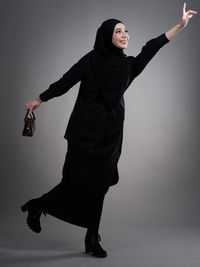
112,23,129,49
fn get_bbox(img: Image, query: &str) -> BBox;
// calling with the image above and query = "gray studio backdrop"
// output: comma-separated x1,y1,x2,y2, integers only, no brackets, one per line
1,0,199,246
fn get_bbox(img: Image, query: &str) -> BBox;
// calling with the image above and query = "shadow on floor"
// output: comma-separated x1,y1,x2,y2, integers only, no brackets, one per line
0,245,99,267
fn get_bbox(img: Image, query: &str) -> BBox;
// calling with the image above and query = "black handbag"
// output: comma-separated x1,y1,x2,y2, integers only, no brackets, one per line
22,110,36,136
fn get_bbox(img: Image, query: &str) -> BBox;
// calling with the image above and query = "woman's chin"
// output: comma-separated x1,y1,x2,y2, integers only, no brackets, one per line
119,43,128,49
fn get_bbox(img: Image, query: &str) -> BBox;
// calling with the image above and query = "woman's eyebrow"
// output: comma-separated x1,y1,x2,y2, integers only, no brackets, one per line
115,27,127,31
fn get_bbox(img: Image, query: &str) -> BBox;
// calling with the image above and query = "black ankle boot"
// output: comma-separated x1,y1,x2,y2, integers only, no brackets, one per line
85,230,107,258
21,198,46,233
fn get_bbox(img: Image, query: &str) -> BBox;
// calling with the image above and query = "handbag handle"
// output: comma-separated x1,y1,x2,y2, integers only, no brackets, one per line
24,110,36,123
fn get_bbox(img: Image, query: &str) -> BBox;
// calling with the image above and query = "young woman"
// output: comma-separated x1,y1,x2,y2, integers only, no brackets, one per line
21,3,197,258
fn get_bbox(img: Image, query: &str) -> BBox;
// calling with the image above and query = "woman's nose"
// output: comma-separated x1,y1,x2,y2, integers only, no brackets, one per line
122,32,128,38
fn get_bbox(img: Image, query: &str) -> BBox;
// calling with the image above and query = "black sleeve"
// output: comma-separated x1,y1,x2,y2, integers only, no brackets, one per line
131,33,170,79
39,54,88,102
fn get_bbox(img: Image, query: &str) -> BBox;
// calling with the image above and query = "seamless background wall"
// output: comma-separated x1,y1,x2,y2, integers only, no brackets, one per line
0,0,199,245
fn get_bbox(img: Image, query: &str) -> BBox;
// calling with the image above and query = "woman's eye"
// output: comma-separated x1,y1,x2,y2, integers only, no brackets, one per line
116,30,128,33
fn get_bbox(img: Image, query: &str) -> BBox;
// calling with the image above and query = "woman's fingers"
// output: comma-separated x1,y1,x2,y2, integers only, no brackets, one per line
181,2,198,26
25,102,34,116
183,2,186,14
186,10,197,20
187,10,197,15
28,106,33,115
183,2,197,15
25,103,31,111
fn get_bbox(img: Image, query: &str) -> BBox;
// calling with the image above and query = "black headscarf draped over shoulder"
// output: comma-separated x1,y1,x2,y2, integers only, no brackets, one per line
90,18,128,109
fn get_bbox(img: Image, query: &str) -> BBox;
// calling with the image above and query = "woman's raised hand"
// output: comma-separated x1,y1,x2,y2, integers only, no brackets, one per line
25,98,43,116
180,2,197,27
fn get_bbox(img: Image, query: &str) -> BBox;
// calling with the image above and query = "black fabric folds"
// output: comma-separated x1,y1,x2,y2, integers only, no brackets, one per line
90,19,127,108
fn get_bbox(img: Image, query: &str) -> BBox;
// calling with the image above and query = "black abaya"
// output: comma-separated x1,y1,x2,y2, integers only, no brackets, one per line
38,32,170,229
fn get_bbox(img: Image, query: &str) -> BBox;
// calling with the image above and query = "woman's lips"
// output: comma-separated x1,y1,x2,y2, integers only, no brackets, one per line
120,40,127,44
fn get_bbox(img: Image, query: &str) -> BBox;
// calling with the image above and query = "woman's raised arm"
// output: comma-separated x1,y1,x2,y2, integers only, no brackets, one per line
127,2,197,86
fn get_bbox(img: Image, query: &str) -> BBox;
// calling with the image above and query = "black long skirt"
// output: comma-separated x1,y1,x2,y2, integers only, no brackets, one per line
38,140,116,229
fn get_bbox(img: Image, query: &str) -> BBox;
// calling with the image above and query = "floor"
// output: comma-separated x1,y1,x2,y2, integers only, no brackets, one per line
1,225,200,267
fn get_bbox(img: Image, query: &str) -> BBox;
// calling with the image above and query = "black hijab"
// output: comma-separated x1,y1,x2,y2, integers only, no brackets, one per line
90,18,127,108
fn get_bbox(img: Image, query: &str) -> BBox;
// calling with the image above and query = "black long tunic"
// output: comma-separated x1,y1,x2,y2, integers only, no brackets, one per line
39,33,169,228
